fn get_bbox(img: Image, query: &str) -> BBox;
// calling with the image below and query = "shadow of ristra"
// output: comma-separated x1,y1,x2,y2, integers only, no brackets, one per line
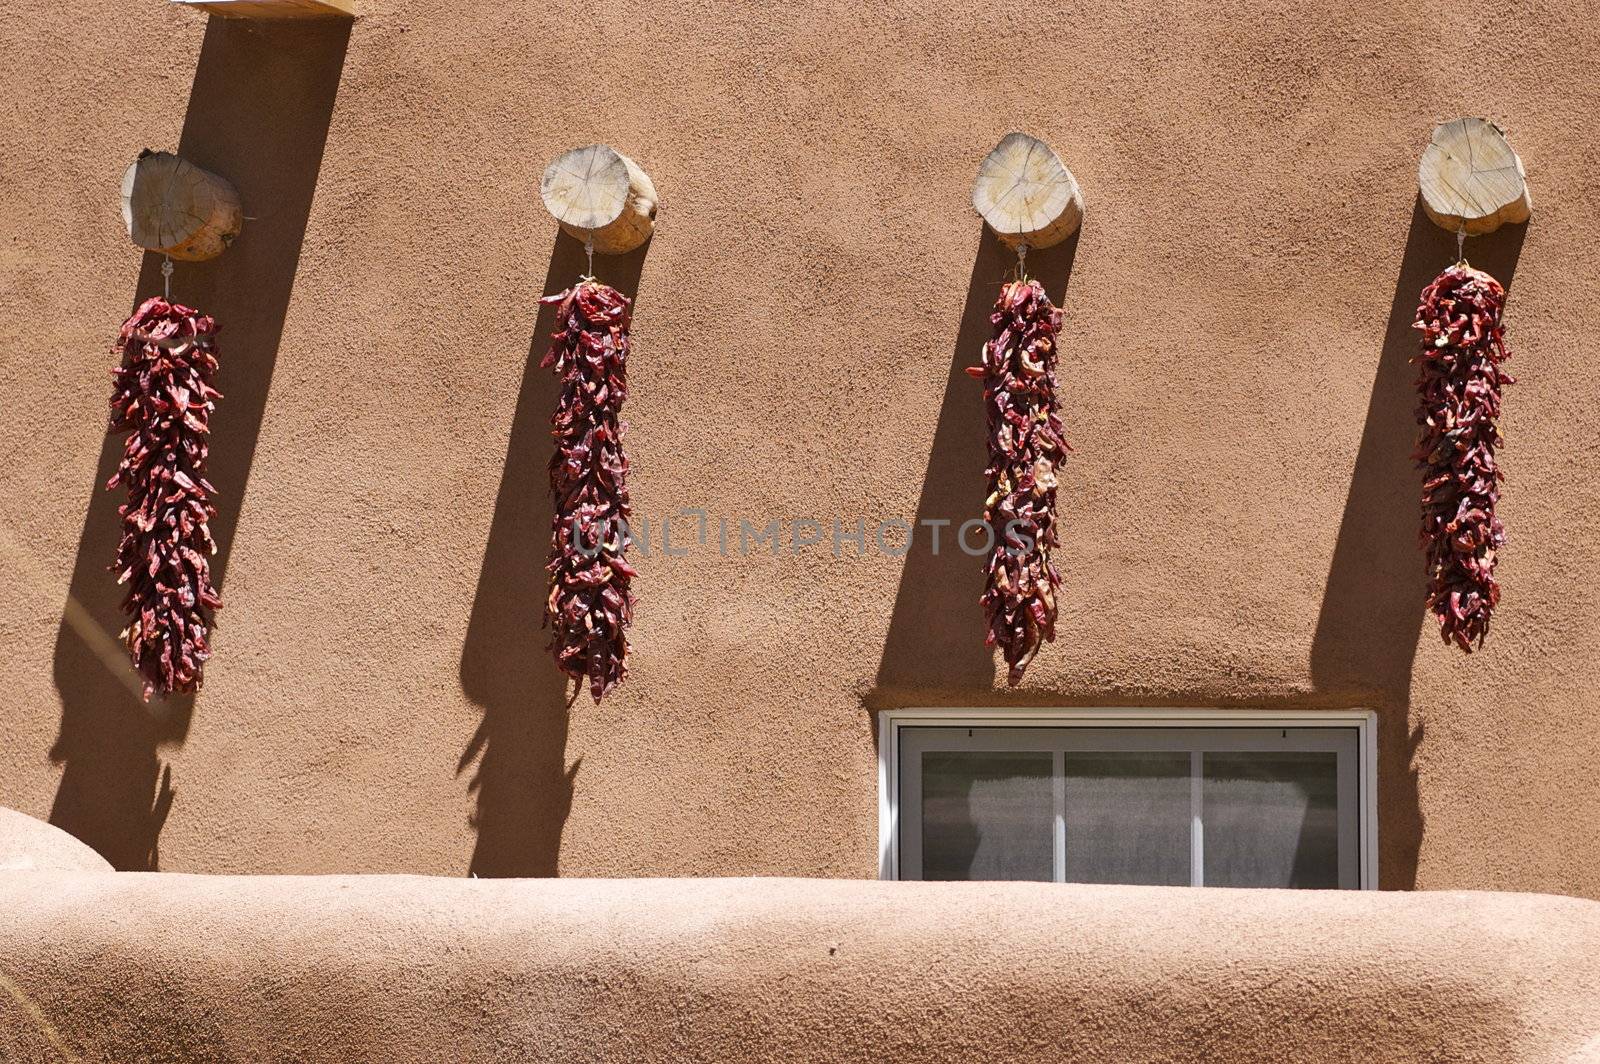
866,225,1079,713
47,17,350,870
1309,200,1525,888
457,230,650,878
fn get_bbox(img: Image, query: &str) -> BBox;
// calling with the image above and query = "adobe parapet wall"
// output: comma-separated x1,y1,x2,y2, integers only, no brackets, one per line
0,874,1596,1062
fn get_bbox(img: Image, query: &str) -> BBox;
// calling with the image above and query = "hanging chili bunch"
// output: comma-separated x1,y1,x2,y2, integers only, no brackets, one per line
966,278,1069,684
106,296,224,700
540,279,636,702
1412,263,1514,652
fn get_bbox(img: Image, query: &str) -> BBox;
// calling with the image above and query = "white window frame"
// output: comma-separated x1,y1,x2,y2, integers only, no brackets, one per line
877,707,1378,889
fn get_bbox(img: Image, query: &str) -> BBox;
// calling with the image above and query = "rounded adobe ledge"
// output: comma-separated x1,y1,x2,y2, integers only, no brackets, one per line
0,876,1598,1061
0,807,112,873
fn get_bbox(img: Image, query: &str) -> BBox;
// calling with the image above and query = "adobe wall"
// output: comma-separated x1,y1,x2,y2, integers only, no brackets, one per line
2,875,1598,1062
0,0,1597,887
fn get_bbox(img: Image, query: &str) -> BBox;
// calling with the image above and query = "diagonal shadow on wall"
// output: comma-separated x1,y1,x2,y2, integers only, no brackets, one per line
1309,201,1525,889
48,18,350,870
868,226,1079,707
457,232,650,878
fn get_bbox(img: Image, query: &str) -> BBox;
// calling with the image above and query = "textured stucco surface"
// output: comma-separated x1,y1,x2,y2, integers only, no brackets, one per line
0,0,1597,885
0,809,112,873
1,875,1598,1063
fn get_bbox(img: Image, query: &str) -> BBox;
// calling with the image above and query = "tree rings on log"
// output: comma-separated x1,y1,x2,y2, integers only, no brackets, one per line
1418,118,1531,237
972,132,1083,251
540,144,658,256
121,150,243,262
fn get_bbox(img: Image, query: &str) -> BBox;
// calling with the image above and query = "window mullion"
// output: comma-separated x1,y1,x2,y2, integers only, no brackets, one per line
1052,749,1065,883
1190,750,1204,888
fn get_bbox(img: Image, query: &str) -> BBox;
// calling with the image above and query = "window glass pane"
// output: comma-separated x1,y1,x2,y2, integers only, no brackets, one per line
1203,752,1338,888
921,752,1053,881
1063,752,1190,886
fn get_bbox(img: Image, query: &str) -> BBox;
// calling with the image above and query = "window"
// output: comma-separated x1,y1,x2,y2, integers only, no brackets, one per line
878,709,1376,889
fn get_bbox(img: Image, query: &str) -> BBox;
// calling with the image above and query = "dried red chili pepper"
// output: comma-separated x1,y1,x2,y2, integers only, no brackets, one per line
1412,263,1513,652
106,296,224,700
966,278,1068,684
539,279,636,702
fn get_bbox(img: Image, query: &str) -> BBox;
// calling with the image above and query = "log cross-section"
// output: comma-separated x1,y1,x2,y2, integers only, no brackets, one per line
1418,118,1531,237
539,144,658,256
121,150,243,262
972,132,1084,251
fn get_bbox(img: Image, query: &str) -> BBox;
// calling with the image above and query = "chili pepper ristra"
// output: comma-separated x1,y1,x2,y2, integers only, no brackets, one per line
106,295,225,700
966,273,1069,684
1412,261,1513,652
539,278,637,702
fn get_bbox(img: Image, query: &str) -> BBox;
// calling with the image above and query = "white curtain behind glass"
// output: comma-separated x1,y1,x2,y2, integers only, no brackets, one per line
921,752,1053,881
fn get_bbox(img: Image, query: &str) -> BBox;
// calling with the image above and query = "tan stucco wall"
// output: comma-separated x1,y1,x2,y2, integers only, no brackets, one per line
0,810,113,873
0,1,1597,886
3,874,1599,1062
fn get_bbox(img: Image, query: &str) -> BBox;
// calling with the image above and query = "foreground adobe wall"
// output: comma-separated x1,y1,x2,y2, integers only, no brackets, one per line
0,875,1597,1063
1,0,1599,887
0,809,112,873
